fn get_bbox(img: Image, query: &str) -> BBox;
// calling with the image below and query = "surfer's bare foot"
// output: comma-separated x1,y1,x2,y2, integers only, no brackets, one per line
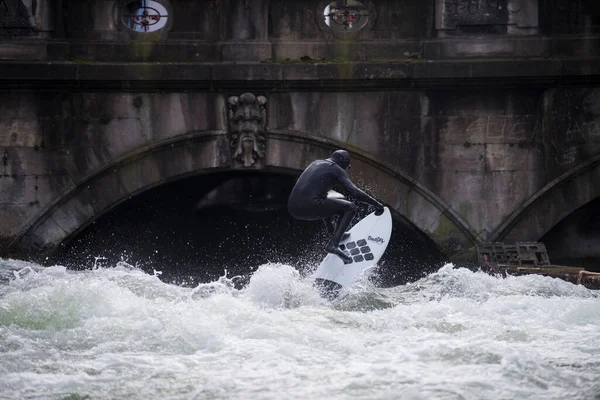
325,246,352,263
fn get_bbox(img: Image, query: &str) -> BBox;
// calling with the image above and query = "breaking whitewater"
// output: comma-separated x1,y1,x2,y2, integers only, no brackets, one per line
1,258,599,400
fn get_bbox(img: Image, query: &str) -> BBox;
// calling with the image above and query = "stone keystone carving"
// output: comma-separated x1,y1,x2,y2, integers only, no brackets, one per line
227,93,268,168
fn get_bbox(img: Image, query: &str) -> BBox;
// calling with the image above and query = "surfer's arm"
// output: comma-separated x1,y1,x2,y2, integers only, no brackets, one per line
336,169,383,208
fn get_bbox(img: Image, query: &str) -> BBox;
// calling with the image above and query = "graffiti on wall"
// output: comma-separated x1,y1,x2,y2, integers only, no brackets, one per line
436,0,538,30
439,0,508,28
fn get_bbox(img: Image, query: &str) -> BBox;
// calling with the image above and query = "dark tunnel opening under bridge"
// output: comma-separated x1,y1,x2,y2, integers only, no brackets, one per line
50,171,449,288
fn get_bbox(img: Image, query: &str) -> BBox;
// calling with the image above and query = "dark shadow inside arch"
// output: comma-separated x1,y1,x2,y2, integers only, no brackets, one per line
540,197,600,272
49,171,448,288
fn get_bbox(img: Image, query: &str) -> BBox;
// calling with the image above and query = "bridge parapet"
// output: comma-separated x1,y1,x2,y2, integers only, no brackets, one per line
0,0,599,63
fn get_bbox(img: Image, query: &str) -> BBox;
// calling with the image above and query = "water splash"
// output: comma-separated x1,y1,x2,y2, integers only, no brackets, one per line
392,263,600,304
1,258,599,400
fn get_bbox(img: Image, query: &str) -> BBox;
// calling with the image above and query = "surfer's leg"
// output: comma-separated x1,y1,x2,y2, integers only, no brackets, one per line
324,243,352,263
320,199,356,262
329,207,356,247
323,217,350,240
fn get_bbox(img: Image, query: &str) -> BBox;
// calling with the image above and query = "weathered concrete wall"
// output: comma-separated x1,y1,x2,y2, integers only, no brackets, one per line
540,0,600,35
1,0,600,264
0,90,472,257
2,86,600,262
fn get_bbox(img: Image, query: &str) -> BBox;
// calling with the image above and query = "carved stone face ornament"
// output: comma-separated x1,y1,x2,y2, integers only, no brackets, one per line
227,93,268,168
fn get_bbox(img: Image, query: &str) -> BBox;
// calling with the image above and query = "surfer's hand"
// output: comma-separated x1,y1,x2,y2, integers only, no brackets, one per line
374,203,385,216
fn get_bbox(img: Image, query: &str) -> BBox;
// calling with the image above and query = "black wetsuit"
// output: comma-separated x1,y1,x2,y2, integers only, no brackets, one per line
288,158,382,260
288,159,379,219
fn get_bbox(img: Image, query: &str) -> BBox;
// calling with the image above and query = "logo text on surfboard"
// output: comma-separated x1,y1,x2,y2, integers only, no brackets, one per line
368,236,385,244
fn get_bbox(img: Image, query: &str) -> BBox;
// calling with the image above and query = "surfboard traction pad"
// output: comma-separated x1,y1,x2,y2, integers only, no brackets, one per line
314,239,378,300
339,239,375,264
314,278,344,301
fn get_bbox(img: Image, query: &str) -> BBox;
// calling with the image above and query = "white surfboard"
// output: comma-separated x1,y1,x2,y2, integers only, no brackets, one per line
311,206,392,299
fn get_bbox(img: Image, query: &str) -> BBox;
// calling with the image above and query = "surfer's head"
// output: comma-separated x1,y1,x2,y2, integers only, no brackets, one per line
330,150,351,170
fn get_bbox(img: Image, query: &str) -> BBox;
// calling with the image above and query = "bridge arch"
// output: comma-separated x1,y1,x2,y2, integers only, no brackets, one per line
12,130,478,259
491,155,600,243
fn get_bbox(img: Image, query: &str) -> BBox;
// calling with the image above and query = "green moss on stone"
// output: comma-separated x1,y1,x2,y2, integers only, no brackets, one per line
433,214,458,241
368,58,420,63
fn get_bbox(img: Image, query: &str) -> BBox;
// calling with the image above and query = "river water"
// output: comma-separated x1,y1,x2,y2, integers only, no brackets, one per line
1,258,599,400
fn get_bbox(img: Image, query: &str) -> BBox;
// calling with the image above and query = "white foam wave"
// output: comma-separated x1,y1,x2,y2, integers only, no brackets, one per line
0,258,599,400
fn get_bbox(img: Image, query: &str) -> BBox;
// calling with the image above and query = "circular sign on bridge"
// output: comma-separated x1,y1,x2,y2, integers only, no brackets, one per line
122,0,168,33
323,0,369,32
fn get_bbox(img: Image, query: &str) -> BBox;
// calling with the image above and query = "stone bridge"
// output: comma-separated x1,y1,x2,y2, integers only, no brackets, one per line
1,0,600,275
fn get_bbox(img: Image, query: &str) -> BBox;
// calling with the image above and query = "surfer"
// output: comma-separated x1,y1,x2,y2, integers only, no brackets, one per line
287,149,384,262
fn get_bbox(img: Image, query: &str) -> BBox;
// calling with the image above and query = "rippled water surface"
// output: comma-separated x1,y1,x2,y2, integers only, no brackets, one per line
1,258,599,400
